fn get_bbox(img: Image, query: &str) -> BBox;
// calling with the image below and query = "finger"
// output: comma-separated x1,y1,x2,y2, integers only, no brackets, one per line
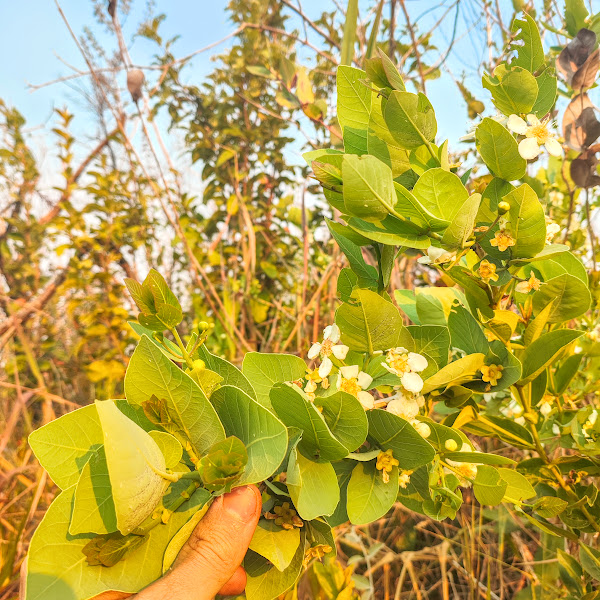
138,485,260,600
217,566,247,596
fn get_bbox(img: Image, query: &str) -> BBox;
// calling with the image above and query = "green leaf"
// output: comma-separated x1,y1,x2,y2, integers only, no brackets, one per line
346,460,398,525
337,267,358,302
475,118,526,181
270,384,349,461
532,67,558,117
384,91,437,149
448,303,489,355
477,177,514,223
70,447,117,535
315,391,368,453
197,436,248,492
533,496,569,518
149,431,183,468
405,324,450,372
533,274,592,323
505,184,546,259
412,168,468,221
498,468,536,503
377,48,406,90
29,404,103,489
523,299,555,345
25,487,209,600
422,354,486,394
195,345,256,400
580,543,600,581
443,451,516,465
510,14,544,73
328,461,355,526
441,193,481,249
125,336,225,454
337,66,371,155
287,447,340,520
347,216,430,249
473,465,508,506
96,400,169,535
336,288,405,353
482,65,538,116
414,286,466,326
242,352,307,409
340,0,358,65
162,502,211,572
211,385,288,484
326,219,379,288
393,181,449,231
519,329,584,384
342,154,395,222
249,520,301,572
367,409,435,470
244,534,306,600
565,0,589,36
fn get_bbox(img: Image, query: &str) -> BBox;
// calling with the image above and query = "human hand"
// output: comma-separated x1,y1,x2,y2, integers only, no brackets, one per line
52,485,261,600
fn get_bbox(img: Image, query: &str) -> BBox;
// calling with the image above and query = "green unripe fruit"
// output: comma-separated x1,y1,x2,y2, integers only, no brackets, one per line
498,201,510,215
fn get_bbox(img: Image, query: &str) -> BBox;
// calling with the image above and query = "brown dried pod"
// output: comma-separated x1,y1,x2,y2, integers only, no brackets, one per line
126,69,145,103
570,149,600,188
107,0,116,18
572,48,600,91
563,93,600,150
557,28,597,84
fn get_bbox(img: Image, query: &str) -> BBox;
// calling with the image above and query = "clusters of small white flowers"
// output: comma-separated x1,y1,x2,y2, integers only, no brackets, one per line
445,443,480,487
307,324,349,378
381,348,431,437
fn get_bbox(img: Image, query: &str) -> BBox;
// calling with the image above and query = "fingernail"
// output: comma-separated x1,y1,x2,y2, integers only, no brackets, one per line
223,486,258,520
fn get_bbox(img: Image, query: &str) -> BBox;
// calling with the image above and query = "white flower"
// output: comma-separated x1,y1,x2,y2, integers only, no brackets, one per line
402,371,424,393
382,348,428,393
539,400,552,417
386,392,421,420
546,222,560,244
417,246,456,265
446,443,479,486
552,424,561,436
507,114,562,160
337,365,374,409
307,323,349,377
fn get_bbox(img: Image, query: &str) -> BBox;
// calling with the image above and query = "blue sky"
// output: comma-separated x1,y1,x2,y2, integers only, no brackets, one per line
0,1,518,171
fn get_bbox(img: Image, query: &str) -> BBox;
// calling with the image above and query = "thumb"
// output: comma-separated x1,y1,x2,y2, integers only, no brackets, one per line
139,485,261,600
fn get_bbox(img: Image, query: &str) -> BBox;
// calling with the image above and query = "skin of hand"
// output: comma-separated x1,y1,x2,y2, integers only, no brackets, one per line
22,485,261,600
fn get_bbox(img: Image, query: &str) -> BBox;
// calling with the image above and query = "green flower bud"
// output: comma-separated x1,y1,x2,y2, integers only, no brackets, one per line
191,359,206,372
198,321,210,331
498,200,510,215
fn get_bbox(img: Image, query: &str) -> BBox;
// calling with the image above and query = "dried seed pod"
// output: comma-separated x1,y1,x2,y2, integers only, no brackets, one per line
126,69,145,103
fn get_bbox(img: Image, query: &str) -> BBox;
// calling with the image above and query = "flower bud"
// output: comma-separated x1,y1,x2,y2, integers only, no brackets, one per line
498,200,510,215
191,359,206,372
414,422,431,439
444,439,458,451
198,321,210,331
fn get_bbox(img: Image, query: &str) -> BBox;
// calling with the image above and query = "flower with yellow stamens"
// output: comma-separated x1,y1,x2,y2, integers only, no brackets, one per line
382,347,428,393
490,229,515,252
477,259,499,283
307,323,349,378
515,272,541,294
337,365,374,409
376,449,399,484
480,363,503,387
507,114,562,159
